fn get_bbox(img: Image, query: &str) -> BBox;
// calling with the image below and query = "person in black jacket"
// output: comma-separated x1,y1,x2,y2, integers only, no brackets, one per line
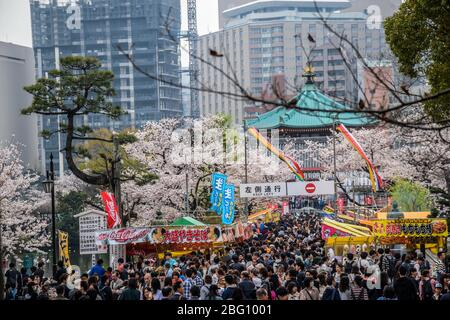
238,271,256,300
394,266,418,300
322,277,341,301
55,260,67,284
5,263,22,295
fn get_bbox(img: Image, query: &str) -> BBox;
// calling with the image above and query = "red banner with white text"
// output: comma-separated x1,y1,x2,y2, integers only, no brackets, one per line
101,192,122,229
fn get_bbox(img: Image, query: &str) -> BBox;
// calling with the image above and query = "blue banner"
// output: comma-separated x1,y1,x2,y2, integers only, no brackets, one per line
210,173,227,214
221,184,235,225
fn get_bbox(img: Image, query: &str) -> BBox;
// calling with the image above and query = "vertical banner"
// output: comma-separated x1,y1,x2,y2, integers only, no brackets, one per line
221,184,235,225
282,202,289,216
337,198,345,214
101,191,122,229
210,173,227,215
58,230,71,268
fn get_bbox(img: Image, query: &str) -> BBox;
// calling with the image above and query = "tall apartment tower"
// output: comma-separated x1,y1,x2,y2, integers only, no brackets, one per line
199,0,391,124
0,42,39,170
218,0,403,28
30,0,182,174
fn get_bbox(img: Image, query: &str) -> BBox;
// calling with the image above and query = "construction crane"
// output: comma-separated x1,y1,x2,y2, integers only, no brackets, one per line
187,0,200,118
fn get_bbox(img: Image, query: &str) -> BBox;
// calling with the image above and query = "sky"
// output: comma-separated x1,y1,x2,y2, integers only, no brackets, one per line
0,0,218,48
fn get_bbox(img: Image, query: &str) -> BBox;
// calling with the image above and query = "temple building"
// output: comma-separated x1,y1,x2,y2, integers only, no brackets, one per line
245,67,379,207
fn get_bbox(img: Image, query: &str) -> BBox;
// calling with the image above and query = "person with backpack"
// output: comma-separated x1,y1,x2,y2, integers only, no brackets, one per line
200,275,212,300
384,248,396,280
221,275,238,300
299,277,320,300
433,252,447,282
238,271,256,300
5,262,22,296
343,253,356,274
118,278,141,300
349,275,368,300
321,277,341,301
418,269,435,301
205,284,223,300
99,275,113,300
259,267,273,300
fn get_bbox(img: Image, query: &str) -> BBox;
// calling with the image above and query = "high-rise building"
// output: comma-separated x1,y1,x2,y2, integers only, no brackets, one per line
199,0,389,124
0,41,39,170
218,0,403,28
30,0,182,174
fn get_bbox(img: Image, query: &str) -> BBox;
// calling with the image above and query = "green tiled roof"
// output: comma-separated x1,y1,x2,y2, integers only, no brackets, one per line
170,216,207,226
245,83,375,130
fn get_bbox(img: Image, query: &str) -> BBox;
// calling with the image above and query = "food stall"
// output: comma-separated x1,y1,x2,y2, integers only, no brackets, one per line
323,218,448,254
94,218,253,261
371,219,448,253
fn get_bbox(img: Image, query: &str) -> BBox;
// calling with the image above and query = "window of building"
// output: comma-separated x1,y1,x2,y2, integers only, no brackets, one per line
327,48,341,56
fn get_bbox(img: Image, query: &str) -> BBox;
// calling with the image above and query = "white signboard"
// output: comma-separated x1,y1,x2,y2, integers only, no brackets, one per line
287,181,335,196
75,210,108,255
240,182,287,198
110,244,126,271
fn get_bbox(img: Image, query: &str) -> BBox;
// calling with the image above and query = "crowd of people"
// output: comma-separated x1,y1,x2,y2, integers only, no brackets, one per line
3,214,450,301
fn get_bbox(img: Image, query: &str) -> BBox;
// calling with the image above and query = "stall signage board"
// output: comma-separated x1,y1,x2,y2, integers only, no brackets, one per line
287,181,334,196
239,182,287,198
77,211,108,255
372,219,448,237
110,244,126,270
95,226,224,245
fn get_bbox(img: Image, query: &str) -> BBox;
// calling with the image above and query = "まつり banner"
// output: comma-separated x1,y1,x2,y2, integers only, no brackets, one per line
210,173,227,215
371,219,448,237
96,226,224,245
58,230,71,268
150,226,223,244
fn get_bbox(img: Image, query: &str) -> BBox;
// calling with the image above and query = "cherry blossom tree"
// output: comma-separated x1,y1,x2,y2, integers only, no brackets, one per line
124,115,297,226
301,120,450,210
304,125,407,182
0,143,50,298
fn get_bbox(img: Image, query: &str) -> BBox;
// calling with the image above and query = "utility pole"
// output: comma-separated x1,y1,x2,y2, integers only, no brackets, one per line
185,154,189,216
243,122,249,217
0,207,3,299
333,118,338,211
187,0,200,118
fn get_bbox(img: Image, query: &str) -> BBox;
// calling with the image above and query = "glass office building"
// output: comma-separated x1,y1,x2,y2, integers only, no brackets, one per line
30,0,182,174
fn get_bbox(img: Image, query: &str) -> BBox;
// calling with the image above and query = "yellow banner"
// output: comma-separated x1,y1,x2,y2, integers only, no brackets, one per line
371,219,448,237
58,230,71,268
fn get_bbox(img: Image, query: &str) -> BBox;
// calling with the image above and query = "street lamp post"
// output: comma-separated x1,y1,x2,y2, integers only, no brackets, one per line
43,153,57,279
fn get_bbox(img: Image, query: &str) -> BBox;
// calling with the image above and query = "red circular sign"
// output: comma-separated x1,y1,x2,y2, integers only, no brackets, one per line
305,183,316,194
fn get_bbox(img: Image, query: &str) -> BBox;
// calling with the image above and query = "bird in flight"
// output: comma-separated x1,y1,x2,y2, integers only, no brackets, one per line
209,49,224,57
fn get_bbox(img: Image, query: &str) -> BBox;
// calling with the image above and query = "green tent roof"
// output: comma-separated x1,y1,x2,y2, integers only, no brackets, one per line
245,83,375,130
170,217,207,227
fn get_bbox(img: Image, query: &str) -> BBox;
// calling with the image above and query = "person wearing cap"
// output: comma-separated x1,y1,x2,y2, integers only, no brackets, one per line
433,282,443,300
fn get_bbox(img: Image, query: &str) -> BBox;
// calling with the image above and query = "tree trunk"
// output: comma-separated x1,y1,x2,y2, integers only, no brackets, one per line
445,169,450,197
0,212,4,300
65,114,109,186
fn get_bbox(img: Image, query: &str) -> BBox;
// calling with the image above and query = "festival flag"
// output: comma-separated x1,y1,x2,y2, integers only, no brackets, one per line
248,127,305,181
210,173,228,215
58,230,71,268
336,124,383,192
221,184,235,225
323,205,335,214
101,191,122,229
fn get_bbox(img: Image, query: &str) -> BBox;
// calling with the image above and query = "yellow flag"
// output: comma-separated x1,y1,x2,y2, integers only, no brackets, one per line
58,230,71,268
